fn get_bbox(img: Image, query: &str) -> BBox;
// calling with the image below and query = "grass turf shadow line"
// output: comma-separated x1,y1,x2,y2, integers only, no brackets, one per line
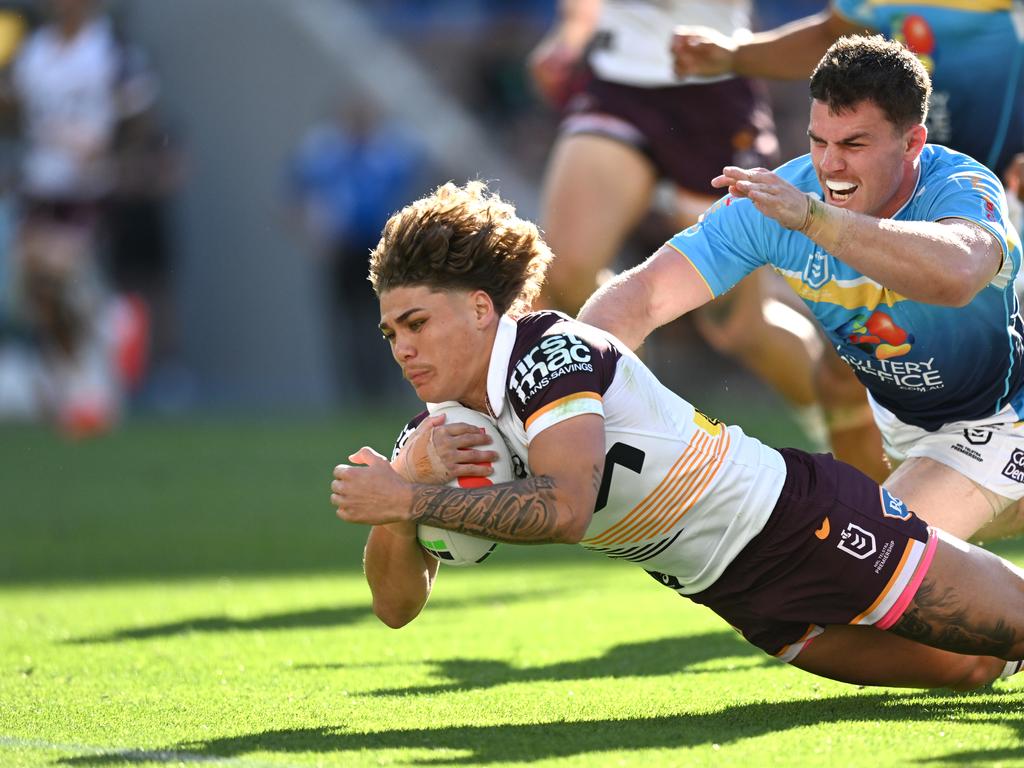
65,587,563,644
305,631,771,696
56,691,1024,766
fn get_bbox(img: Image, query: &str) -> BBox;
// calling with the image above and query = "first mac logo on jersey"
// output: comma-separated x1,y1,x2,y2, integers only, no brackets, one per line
510,334,592,404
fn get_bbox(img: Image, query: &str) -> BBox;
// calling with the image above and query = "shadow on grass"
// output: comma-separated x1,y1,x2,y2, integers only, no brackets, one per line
58,691,1024,766
299,630,769,696
66,588,560,643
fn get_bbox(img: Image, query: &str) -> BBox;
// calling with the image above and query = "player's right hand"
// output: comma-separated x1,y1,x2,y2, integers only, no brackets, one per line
528,32,585,108
671,25,737,79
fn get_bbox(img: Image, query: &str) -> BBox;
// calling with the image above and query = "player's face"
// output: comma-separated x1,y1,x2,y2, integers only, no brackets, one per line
378,285,493,407
808,99,925,219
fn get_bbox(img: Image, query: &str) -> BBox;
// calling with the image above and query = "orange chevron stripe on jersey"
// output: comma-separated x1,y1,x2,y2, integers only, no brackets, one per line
583,435,707,546
590,434,716,546
583,428,731,547
614,434,723,545
639,430,732,541
523,391,603,432
849,538,916,626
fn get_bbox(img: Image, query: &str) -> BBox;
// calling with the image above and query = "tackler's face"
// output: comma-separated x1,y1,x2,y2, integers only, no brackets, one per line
378,285,493,406
808,98,925,221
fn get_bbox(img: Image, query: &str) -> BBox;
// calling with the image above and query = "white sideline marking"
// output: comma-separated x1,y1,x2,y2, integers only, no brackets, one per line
0,736,299,767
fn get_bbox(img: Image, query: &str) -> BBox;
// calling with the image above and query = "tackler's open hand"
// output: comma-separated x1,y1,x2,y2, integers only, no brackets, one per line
713,166,815,232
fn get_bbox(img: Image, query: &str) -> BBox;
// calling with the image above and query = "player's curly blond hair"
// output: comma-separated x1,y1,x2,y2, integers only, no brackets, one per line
369,181,552,317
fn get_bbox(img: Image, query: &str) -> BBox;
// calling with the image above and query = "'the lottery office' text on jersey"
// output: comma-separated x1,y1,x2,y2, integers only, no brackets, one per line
424,310,786,595
668,144,1024,432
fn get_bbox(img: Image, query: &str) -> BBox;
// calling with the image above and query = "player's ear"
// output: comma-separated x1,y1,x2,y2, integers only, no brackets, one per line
904,122,927,159
470,289,496,327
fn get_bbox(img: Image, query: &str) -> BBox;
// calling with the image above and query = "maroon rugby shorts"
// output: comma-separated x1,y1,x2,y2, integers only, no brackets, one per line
560,74,779,195
653,448,936,661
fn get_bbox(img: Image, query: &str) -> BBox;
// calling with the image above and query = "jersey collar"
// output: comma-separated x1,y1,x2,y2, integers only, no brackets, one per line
486,314,518,418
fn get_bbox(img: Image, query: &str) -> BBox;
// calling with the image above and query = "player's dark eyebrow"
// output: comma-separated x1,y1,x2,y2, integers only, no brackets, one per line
807,128,871,145
378,307,425,333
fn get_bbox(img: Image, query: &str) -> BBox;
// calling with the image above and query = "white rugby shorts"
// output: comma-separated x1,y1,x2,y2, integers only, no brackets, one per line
869,394,1024,500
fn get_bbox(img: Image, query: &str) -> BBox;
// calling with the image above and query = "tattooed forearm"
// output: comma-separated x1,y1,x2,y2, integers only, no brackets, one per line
890,580,1018,657
410,476,563,543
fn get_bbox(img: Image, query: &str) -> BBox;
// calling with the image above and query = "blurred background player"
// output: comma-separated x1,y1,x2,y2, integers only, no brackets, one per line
0,0,156,435
285,94,427,407
670,0,1024,480
529,0,831,451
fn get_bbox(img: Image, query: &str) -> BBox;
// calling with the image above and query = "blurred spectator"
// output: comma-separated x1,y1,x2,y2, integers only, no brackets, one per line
286,95,427,406
106,106,185,405
0,0,156,435
369,0,556,181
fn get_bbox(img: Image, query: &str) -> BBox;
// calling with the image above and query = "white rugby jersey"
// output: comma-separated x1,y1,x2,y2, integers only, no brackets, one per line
590,0,752,87
404,311,786,594
13,17,123,199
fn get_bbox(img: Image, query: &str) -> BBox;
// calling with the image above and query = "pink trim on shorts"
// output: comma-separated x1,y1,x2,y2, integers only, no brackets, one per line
775,624,824,663
875,529,939,631
561,112,646,147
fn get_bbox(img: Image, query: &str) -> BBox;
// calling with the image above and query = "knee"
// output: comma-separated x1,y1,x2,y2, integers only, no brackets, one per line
945,657,1003,691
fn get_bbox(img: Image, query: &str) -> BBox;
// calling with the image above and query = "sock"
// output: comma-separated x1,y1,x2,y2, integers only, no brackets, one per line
999,660,1023,679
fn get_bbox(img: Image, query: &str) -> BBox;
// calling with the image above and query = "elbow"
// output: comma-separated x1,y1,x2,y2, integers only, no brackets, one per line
553,508,592,545
373,600,422,629
936,274,983,307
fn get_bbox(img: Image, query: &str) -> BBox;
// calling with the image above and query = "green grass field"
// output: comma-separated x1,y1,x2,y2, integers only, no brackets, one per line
3,405,1024,767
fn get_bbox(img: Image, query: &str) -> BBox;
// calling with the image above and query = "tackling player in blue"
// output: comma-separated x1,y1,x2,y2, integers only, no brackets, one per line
670,0,1024,481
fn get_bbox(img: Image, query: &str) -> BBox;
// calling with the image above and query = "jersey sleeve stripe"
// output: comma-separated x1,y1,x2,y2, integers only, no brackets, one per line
528,393,598,436
523,392,604,438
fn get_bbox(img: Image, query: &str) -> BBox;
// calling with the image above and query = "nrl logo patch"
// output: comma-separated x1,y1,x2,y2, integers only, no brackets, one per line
802,250,831,290
963,428,992,446
837,522,876,560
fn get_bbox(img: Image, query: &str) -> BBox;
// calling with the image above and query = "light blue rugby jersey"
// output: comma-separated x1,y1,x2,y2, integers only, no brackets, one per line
667,144,1024,431
832,0,1024,173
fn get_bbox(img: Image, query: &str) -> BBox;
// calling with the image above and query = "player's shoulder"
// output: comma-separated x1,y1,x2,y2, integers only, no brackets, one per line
504,311,622,416
921,143,994,176
511,311,620,357
920,144,1003,195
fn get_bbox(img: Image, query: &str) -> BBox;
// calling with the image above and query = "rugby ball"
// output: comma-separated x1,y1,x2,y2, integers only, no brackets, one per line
416,402,516,566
